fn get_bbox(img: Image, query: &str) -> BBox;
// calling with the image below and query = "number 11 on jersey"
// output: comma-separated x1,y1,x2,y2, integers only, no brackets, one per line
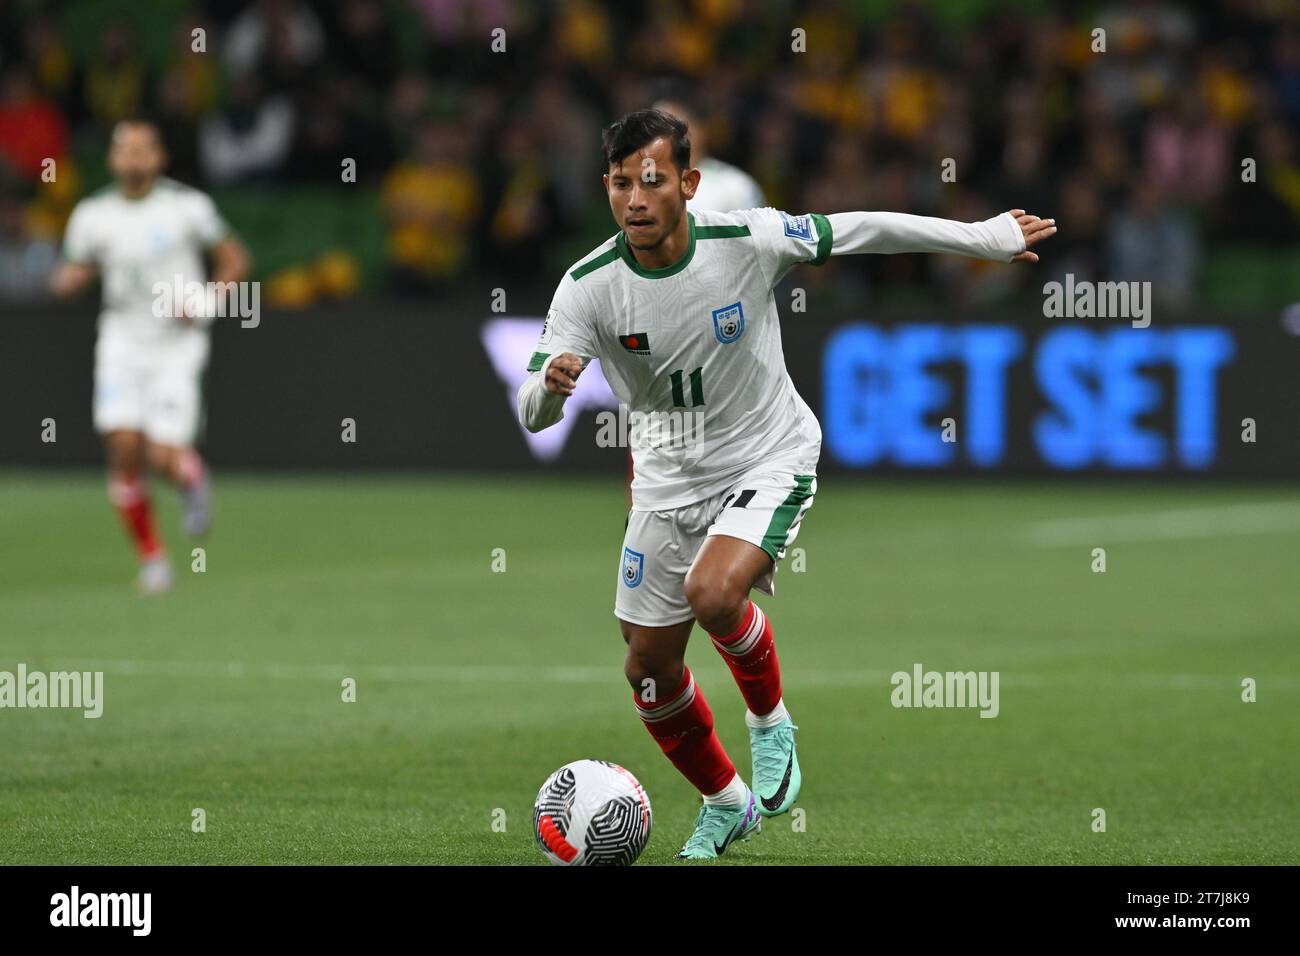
669,367,705,407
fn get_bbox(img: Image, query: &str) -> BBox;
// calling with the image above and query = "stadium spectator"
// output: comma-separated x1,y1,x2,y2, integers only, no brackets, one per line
0,67,67,181
1107,176,1201,306
224,0,325,83
84,20,147,127
198,74,295,185
381,114,480,294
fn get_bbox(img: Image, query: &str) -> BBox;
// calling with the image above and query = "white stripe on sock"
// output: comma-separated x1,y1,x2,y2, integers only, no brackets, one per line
712,604,765,657
635,671,697,722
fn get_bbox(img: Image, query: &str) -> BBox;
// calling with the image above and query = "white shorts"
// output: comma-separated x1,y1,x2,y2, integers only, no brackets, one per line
92,334,208,447
615,463,817,628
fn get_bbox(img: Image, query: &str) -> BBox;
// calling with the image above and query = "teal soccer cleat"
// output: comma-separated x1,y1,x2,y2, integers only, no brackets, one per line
676,790,761,860
750,719,800,817
182,468,213,538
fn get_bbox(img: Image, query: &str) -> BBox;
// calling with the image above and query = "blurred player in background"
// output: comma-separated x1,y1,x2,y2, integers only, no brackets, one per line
50,119,251,594
653,91,765,213
518,109,1056,860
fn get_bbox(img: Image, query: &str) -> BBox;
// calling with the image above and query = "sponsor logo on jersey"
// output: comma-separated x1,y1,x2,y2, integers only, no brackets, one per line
539,309,554,344
780,211,815,243
619,332,651,354
712,301,745,344
622,547,645,587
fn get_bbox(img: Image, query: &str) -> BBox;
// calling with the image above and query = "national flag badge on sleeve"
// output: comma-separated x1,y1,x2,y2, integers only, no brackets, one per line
619,332,651,355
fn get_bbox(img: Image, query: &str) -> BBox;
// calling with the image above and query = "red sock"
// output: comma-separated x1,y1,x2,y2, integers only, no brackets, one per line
633,666,735,796
708,600,782,717
108,476,163,559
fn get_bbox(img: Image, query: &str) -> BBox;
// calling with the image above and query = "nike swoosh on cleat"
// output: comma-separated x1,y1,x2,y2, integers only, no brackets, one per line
712,811,753,855
760,752,794,812
713,822,740,856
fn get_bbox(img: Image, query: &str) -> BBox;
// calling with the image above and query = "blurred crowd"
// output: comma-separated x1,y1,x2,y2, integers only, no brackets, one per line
1,0,1298,307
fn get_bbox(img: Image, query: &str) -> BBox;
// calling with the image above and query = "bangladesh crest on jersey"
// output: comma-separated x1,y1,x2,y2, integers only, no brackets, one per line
712,301,745,344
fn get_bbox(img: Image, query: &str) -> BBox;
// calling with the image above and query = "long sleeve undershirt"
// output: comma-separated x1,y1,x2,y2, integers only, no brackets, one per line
518,358,572,433
824,209,1025,261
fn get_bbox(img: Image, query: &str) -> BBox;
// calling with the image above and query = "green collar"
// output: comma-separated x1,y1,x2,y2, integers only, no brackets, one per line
616,211,696,279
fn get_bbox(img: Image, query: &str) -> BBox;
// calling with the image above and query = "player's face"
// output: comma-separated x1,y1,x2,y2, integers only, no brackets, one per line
604,137,692,251
108,125,165,192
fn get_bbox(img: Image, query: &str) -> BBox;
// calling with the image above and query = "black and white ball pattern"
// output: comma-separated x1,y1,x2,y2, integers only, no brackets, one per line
533,760,652,866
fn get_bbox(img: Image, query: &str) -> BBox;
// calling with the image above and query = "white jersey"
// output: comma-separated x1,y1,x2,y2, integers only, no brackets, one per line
522,206,827,511
519,206,1026,510
688,157,765,213
62,177,230,349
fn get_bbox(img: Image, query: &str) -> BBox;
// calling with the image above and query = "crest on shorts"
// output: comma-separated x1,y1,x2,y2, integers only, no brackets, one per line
622,547,644,588
712,301,745,344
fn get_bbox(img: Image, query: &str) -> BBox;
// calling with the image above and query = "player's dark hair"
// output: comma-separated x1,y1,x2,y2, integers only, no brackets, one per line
111,116,167,151
602,109,691,177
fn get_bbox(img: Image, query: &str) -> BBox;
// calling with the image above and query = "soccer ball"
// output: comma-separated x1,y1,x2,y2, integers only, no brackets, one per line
533,759,652,866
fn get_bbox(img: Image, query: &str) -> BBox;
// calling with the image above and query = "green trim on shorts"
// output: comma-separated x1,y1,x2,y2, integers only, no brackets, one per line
759,474,815,560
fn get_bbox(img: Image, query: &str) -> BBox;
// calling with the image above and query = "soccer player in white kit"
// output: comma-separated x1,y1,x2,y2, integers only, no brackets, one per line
607,93,766,509
50,120,250,594
517,110,1056,859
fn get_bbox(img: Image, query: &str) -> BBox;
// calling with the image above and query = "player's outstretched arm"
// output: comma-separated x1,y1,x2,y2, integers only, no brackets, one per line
824,208,1057,263
517,351,584,433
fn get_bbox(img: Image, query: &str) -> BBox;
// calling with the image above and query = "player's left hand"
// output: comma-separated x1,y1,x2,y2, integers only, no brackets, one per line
1007,210,1057,263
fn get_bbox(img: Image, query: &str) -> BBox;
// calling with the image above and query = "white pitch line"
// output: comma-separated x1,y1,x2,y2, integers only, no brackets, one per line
1023,501,1300,547
52,659,1300,691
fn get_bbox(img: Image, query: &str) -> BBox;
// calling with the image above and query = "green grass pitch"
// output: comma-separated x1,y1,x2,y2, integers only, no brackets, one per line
1,470,1296,864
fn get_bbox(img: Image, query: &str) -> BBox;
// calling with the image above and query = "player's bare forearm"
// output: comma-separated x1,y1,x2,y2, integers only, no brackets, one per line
210,235,251,285
49,261,97,299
